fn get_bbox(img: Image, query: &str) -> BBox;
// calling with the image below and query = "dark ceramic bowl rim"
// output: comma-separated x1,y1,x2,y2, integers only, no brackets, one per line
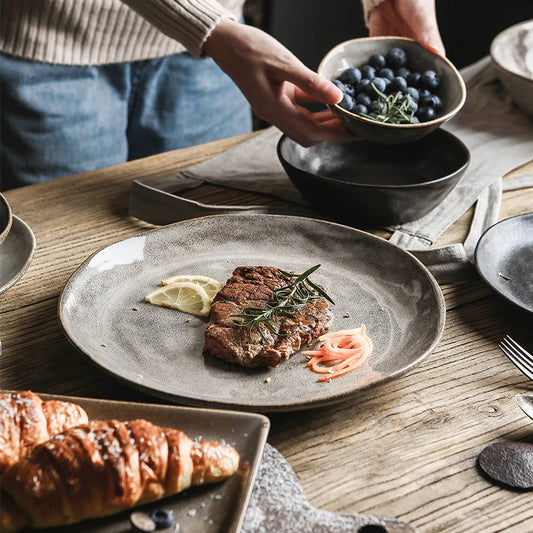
277,130,470,190
318,36,467,130
0,193,13,244
490,20,533,85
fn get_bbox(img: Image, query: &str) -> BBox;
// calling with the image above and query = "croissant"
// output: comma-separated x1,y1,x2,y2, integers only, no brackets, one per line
0,390,89,473
0,418,240,532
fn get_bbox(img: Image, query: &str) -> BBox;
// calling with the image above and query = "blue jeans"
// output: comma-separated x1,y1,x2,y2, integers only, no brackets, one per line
0,52,252,190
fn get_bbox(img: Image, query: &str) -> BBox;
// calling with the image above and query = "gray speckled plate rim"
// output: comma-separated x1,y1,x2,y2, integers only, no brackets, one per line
58,214,446,412
474,212,533,314
2,390,270,533
0,215,36,294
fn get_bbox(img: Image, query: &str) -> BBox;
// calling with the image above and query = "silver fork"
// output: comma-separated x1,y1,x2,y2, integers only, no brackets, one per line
498,335,533,381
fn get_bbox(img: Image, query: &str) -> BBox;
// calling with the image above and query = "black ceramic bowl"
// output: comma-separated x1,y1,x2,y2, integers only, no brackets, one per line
278,129,470,227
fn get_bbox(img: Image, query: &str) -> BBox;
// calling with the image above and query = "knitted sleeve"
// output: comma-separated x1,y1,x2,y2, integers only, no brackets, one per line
121,0,238,58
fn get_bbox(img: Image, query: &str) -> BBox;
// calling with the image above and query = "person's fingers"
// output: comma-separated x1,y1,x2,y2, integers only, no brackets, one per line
368,0,445,57
293,85,342,104
268,96,354,146
404,0,445,56
282,64,343,105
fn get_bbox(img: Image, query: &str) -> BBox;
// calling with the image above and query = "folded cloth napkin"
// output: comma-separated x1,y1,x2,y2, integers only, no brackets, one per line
242,443,417,533
130,57,533,283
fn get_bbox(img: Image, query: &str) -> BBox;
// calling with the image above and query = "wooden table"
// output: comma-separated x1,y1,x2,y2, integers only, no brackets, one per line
1,133,532,532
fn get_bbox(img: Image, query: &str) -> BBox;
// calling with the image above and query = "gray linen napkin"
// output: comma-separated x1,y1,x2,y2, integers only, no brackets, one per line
242,443,417,533
135,57,533,283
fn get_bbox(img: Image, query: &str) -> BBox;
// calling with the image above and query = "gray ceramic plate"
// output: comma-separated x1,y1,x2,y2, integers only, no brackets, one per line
475,212,533,313
59,214,445,411
26,393,270,533
0,215,36,294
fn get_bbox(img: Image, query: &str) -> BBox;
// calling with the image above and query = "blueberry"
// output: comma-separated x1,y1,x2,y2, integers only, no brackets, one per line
417,106,437,122
150,509,174,530
338,67,362,85
419,93,440,108
406,95,418,114
355,78,371,93
370,99,387,114
360,65,376,80
366,77,387,96
418,88,432,100
405,86,419,101
406,71,422,87
389,76,408,93
432,94,443,110
378,67,394,81
386,47,407,69
332,79,344,92
338,93,355,111
356,92,372,107
343,83,355,97
421,70,440,89
369,53,386,70
396,67,411,79
353,104,368,115
130,512,156,533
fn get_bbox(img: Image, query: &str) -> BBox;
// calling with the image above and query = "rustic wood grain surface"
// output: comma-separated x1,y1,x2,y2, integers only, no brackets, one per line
1,133,532,533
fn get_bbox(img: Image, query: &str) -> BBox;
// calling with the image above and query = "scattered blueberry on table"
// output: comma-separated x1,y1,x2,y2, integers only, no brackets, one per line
151,509,175,529
333,47,441,124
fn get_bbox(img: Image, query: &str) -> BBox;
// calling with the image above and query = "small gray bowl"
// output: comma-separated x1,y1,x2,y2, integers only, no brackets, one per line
318,37,466,144
278,129,470,227
0,193,13,244
490,20,533,117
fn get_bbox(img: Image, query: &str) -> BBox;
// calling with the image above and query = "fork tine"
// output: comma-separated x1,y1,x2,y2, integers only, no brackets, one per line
499,337,533,381
504,335,533,359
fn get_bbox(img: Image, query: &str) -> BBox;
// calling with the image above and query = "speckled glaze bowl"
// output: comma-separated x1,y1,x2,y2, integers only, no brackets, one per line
318,37,467,144
490,20,533,117
277,129,470,227
0,193,13,244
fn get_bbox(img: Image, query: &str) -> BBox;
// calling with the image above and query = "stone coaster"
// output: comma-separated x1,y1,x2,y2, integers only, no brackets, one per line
478,441,533,489
242,444,417,533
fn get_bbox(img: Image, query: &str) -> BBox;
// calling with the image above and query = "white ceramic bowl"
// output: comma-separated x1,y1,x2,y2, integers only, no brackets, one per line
318,37,467,144
490,19,533,117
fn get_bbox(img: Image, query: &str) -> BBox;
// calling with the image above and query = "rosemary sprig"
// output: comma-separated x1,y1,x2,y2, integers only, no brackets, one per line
363,84,417,124
231,264,334,343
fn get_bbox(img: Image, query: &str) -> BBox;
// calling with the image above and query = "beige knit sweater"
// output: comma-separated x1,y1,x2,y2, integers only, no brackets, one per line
0,0,244,64
0,0,381,66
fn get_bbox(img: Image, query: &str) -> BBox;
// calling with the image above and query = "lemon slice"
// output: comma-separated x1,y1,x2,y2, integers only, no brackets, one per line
160,274,223,300
145,282,212,317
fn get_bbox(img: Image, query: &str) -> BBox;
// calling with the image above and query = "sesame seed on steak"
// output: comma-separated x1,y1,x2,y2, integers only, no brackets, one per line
203,266,332,368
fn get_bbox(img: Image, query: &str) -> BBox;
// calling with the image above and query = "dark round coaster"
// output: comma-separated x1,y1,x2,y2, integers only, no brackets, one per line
478,441,533,489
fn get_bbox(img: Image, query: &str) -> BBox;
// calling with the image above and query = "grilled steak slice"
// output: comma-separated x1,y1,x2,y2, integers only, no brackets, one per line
203,266,332,368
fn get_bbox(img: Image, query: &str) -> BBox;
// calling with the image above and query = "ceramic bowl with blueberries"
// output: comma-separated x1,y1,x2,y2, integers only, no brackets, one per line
318,37,466,144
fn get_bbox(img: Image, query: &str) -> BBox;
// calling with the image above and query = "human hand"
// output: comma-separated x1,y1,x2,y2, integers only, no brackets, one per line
203,19,355,146
367,0,445,56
